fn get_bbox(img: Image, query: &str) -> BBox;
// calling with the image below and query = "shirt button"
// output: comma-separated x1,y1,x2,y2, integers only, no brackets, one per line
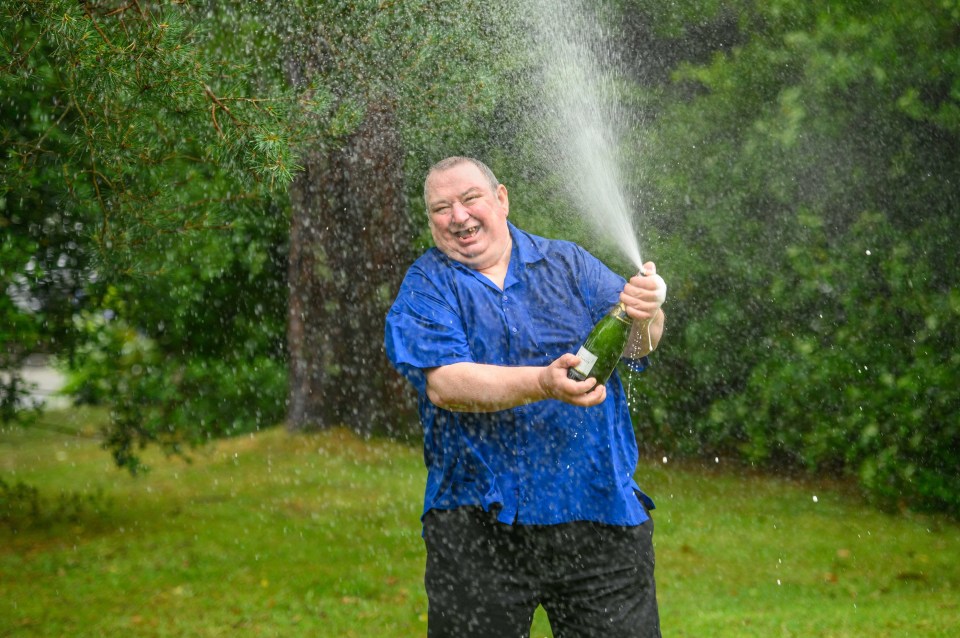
502,295,508,302
511,327,518,333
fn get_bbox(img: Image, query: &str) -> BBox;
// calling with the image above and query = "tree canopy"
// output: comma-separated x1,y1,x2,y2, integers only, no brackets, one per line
2,0,295,467
2,0,958,514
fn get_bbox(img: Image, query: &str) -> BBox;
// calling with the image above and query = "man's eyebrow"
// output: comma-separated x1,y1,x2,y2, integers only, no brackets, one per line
429,187,483,210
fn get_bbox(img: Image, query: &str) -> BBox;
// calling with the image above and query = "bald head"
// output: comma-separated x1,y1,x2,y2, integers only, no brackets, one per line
424,157,500,209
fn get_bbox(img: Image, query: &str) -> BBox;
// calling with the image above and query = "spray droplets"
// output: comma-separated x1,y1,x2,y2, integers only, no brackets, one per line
523,1,644,270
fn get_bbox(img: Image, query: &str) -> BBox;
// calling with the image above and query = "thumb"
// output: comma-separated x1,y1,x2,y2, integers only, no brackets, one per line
557,352,580,368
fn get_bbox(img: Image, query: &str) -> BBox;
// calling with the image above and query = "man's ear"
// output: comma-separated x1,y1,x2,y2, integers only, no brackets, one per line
497,183,509,216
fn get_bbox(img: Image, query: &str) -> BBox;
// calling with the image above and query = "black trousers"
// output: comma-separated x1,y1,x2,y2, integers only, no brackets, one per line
423,507,661,638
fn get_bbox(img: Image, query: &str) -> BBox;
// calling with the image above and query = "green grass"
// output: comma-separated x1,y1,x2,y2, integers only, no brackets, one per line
2,408,958,637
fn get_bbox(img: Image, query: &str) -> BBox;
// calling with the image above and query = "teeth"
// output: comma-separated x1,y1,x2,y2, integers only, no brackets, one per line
456,227,479,238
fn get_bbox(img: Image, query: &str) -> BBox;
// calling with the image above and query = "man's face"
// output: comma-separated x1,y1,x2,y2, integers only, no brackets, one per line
425,162,511,271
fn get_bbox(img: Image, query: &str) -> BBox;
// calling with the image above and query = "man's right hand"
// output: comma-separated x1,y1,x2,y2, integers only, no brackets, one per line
539,353,607,407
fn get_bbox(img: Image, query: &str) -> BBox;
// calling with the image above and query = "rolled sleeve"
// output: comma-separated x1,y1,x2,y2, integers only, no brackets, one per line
385,273,473,396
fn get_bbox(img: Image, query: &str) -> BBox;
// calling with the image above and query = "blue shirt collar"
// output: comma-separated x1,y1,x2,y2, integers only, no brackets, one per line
508,221,547,266
435,221,547,291
503,222,546,289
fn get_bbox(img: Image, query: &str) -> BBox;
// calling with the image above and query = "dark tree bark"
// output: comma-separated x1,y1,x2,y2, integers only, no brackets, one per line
286,102,417,434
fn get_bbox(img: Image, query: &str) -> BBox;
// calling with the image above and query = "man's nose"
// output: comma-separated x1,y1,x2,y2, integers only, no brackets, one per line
451,202,471,223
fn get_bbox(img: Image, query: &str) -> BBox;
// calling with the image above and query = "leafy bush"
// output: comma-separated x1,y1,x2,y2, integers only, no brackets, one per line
713,214,960,514
65,293,287,473
3,2,292,469
627,0,960,515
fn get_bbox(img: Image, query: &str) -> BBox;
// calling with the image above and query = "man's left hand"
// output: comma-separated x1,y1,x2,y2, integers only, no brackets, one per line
621,261,667,322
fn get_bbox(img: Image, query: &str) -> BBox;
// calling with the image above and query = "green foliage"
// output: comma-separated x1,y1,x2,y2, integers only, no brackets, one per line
701,213,960,512
629,0,960,514
63,209,289,472
3,0,517,466
65,305,286,473
2,0,296,267
1,1,292,468
0,235,41,421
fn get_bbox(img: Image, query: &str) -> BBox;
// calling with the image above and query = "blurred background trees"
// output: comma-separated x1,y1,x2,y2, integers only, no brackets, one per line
622,0,960,515
2,0,957,514
2,0,295,470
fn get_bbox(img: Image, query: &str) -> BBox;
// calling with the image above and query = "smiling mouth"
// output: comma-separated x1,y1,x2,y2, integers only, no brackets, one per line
454,226,480,239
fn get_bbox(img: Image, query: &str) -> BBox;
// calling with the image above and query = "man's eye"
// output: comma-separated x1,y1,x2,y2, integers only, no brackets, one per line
431,206,450,215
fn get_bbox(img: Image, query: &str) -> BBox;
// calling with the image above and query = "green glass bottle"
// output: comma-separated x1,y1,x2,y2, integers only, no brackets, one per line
567,301,633,386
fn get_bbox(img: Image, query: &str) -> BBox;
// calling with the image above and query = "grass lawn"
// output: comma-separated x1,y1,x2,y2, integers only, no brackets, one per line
2,407,958,637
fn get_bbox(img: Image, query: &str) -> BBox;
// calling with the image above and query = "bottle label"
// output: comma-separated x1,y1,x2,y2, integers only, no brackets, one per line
573,346,598,376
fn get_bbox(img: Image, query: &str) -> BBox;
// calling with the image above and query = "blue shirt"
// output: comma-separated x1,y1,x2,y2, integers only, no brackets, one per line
385,223,653,526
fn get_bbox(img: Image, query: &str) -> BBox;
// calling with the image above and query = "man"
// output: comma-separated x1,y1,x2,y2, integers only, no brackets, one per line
385,156,666,637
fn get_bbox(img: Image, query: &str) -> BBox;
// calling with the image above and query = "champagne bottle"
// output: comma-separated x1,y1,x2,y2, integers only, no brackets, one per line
567,301,633,386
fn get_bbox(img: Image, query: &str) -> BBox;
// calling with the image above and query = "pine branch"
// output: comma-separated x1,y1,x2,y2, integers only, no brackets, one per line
104,2,140,19
80,2,117,49
204,83,242,137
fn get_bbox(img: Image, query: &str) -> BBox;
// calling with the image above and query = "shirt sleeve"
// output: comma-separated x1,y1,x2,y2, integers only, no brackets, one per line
577,245,626,322
384,267,474,396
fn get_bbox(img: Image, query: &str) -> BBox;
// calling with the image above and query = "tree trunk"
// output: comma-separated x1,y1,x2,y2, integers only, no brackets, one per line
286,102,417,434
